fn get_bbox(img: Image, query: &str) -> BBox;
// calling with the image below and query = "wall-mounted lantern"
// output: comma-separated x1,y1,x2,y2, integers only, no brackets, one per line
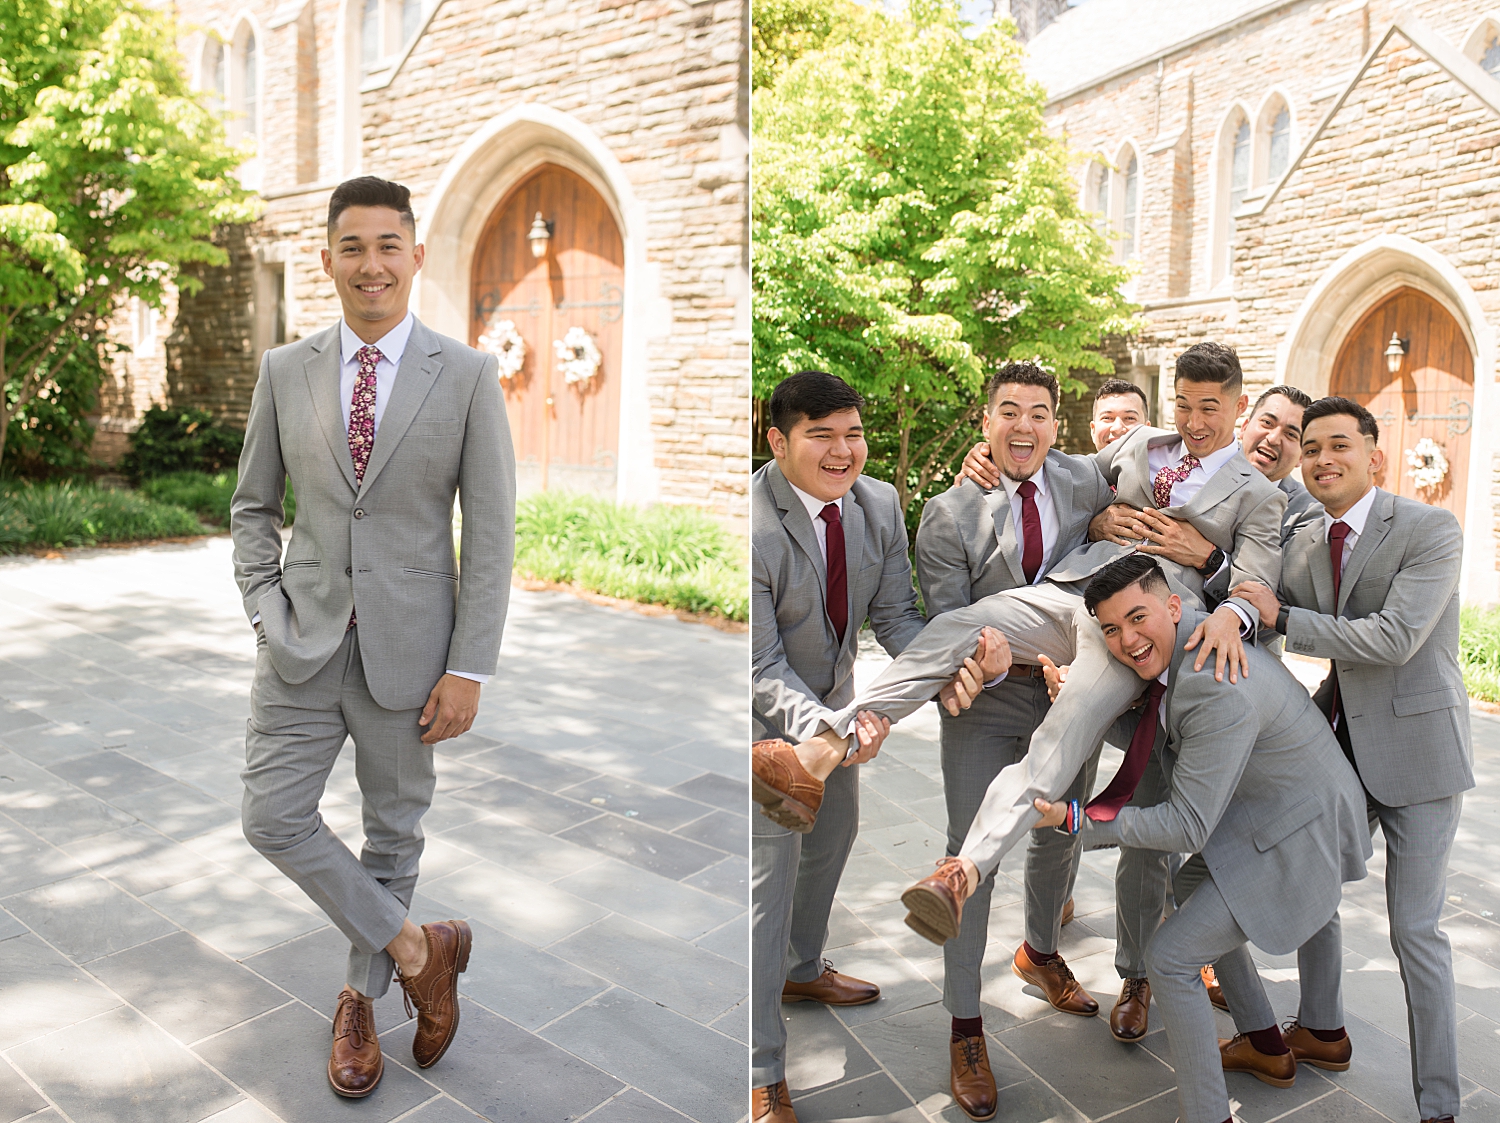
528,212,552,259
1385,331,1409,375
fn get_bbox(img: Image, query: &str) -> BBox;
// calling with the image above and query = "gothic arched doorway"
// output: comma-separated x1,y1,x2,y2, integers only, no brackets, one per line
470,164,624,493
1330,286,1473,520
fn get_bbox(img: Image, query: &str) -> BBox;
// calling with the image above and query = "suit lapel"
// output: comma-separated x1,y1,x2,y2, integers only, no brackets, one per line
1177,452,1250,519
356,321,444,498
1046,454,1076,550
1302,525,1336,616
1337,489,1392,614
838,492,866,659
304,327,358,493
986,485,1026,588
769,465,827,593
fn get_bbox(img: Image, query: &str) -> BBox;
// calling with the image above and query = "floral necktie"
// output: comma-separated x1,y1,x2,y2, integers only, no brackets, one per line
349,345,381,486
1151,453,1200,510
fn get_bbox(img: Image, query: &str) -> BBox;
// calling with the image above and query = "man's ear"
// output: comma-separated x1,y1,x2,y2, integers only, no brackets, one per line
1168,593,1182,623
1369,445,1386,477
767,426,788,459
1236,393,1249,418
321,246,333,278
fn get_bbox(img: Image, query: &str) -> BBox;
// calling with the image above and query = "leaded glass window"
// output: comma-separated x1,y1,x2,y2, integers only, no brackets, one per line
1121,154,1138,259
1268,107,1290,180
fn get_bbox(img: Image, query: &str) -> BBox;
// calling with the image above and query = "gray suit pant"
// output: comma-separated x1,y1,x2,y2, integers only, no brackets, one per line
832,581,1146,880
940,678,1095,1018
751,759,860,1087
1113,750,1173,980
241,628,436,999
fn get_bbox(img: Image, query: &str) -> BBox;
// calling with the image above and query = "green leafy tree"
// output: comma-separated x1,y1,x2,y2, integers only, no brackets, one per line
0,0,257,470
753,0,1139,518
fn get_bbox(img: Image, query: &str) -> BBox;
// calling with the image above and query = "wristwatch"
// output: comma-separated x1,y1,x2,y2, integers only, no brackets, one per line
1276,605,1291,634
1196,547,1225,579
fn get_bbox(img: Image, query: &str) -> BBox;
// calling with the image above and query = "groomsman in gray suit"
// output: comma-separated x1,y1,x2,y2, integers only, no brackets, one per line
751,371,985,1123
913,361,1114,1119
231,176,515,1096
1232,397,1472,1123
1033,554,1370,1123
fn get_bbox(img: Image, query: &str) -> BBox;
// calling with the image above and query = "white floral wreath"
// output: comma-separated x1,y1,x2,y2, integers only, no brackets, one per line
555,326,602,386
477,316,526,381
1406,436,1449,492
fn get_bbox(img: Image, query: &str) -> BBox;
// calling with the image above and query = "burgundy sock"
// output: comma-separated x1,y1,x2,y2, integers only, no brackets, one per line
1022,941,1059,965
1306,1025,1347,1042
951,1015,983,1040
1247,1026,1290,1055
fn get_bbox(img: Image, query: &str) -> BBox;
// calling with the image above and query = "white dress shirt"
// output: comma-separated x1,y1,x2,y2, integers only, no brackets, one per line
1146,439,1241,508
1000,468,1059,584
1323,485,1378,573
339,313,414,435
788,482,843,564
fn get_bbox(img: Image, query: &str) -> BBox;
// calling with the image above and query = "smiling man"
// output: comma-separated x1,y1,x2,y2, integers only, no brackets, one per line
1032,553,1369,1123
231,176,515,1096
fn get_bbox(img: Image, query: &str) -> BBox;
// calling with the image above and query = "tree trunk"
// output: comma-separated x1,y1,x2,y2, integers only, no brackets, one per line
894,380,911,517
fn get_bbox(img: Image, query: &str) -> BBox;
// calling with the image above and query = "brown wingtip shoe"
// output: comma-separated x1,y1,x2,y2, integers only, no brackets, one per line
1109,977,1151,1042
752,739,824,833
1202,964,1228,1011
1011,945,1099,1016
328,987,383,1098
1219,1034,1296,1087
901,858,969,945
950,1034,998,1121
781,959,880,1006
396,919,472,1068
1282,1020,1351,1071
752,1079,798,1121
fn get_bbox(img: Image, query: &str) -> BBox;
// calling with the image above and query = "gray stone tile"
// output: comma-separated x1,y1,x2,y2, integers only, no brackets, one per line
0,757,136,843
44,750,174,798
383,999,622,1122
668,770,747,813
241,925,412,1034
0,702,48,736
462,742,599,791
0,724,104,766
1271,1089,1393,1122
89,931,292,1045
419,859,607,947
658,740,744,781
673,808,747,856
8,1005,240,1123
141,872,324,959
0,934,124,1050
57,824,222,896
107,781,239,841
578,1088,695,1123
790,1071,929,1123
0,1057,46,1123
681,856,747,903
436,814,604,882
449,917,608,1030
539,988,743,1123
0,907,24,942
817,939,941,1029
385,1097,484,1122
1307,1011,1465,1122
0,822,86,897
157,750,250,804
1462,1086,1500,1118
3,872,178,962
556,814,724,881
429,730,503,761
695,915,748,967
550,913,744,1024
558,773,711,831
194,1100,286,1123
785,1002,883,1096
450,776,602,834
1456,1010,1500,1092
553,856,744,940
192,1001,434,1123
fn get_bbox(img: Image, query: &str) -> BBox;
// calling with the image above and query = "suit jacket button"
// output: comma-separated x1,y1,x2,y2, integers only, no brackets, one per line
345,566,353,576
354,509,365,519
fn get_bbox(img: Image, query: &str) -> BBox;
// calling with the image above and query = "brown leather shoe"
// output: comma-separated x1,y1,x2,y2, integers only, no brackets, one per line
1110,977,1151,1042
901,858,970,945
1219,1034,1296,1087
395,919,472,1068
950,1034,997,1121
1011,945,1099,1016
1282,1019,1351,1071
328,988,383,1098
1420,1116,1456,1123
752,1080,798,1121
752,739,824,833
781,959,879,1006
1202,964,1228,1011
1061,897,1075,926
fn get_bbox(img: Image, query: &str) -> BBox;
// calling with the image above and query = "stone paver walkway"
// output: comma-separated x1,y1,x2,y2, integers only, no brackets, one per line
785,640,1500,1123
0,536,748,1123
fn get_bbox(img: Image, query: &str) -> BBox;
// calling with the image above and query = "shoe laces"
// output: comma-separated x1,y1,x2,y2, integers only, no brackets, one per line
1044,957,1078,984
1280,1017,1302,1036
955,1034,986,1074
334,993,372,1049
1121,977,1148,1001
763,1082,790,1110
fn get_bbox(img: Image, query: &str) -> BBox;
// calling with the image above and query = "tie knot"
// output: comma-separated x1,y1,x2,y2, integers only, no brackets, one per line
1016,480,1037,499
1180,454,1200,470
1329,519,1351,543
355,345,383,369
819,503,841,526
1147,680,1167,702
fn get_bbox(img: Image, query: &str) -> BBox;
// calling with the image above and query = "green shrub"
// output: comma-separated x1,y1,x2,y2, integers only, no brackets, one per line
120,408,244,480
513,492,747,621
1460,603,1500,704
0,481,207,551
140,470,295,527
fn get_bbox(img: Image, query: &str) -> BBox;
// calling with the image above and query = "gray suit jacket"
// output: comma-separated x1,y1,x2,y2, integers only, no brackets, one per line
1204,475,1322,625
1048,426,1285,622
231,319,517,711
1084,613,1371,955
752,463,926,742
1281,488,1473,806
914,449,1114,616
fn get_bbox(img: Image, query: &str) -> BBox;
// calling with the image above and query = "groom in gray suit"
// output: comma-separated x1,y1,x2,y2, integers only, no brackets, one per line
1034,554,1370,1123
231,176,515,1096
1233,397,1472,1123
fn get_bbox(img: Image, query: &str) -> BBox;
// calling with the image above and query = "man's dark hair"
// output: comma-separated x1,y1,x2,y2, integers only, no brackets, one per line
1251,384,1313,416
768,371,864,435
1093,378,1149,416
986,360,1059,412
1301,395,1380,444
1084,553,1172,617
327,176,416,237
1174,341,1243,396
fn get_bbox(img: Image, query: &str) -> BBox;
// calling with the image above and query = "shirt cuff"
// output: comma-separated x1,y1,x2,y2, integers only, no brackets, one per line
1222,601,1254,636
251,613,261,626
446,670,490,684
984,671,1008,688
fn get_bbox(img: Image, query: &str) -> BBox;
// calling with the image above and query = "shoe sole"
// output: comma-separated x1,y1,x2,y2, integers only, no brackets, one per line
328,1054,384,1099
1109,1023,1147,1044
1010,963,1099,1017
1224,1063,1296,1088
1295,1056,1350,1071
781,992,881,1007
1210,997,1229,1012
752,775,816,833
903,910,950,946
900,885,959,943
416,921,472,1070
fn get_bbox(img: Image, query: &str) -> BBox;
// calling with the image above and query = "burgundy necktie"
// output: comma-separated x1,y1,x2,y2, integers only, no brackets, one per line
1017,480,1043,585
1085,681,1168,822
819,504,848,643
1327,520,1351,728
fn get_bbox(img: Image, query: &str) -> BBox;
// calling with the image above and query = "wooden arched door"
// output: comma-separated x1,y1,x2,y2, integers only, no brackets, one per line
470,165,624,493
1330,287,1473,519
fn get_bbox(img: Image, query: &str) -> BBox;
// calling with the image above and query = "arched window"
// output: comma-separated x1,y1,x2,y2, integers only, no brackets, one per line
362,0,380,66
1267,106,1291,180
358,0,430,71
1120,152,1139,260
1210,108,1252,286
1462,17,1500,77
1485,35,1500,76
199,38,226,112
241,33,258,135
1083,160,1108,227
402,0,421,43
